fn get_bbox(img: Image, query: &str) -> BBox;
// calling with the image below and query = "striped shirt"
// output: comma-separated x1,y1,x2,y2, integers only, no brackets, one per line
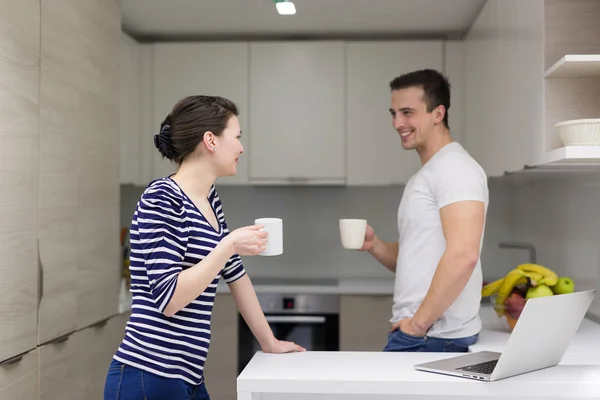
113,177,246,385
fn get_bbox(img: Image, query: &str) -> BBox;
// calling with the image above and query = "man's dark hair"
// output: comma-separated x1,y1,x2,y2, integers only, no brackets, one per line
389,69,451,128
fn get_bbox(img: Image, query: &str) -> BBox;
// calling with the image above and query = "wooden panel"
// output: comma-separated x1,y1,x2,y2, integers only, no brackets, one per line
38,0,82,344
40,0,121,341
0,349,38,400
544,0,600,69
38,333,79,400
73,0,121,330
0,0,40,361
340,295,393,351
204,294,238,400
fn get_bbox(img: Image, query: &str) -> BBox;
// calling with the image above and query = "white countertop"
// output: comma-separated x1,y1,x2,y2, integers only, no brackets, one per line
217,277,394,295
237,303,600,399
237,351,600,399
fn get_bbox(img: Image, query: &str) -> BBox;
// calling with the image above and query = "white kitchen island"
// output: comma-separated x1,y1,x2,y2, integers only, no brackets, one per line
236,351,600,400
237,304,600,400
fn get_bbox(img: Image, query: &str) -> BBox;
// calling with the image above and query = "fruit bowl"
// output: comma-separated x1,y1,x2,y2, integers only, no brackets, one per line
482,264,575,332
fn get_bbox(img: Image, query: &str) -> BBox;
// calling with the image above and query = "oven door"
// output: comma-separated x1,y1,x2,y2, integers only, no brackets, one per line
237,313,339,373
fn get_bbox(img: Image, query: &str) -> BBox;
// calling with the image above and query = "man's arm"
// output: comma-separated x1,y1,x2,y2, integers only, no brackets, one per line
410,200,485,334
368,237,399,273
228,274,305,353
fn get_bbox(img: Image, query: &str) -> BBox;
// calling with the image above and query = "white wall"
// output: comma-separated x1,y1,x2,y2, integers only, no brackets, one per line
508,176,600,318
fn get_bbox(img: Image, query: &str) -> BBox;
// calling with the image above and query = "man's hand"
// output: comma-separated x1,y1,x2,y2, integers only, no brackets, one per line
263,338,306,354
390,317,428,337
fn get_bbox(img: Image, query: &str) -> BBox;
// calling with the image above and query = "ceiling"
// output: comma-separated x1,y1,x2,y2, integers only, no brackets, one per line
121,0,487,41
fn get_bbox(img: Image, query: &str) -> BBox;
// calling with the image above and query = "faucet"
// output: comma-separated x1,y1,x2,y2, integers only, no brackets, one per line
498,241,537,264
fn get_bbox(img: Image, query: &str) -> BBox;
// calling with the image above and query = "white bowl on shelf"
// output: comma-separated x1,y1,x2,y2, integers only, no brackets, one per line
555,118,600,146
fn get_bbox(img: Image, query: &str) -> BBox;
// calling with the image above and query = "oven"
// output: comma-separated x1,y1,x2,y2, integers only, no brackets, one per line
237,293,340,373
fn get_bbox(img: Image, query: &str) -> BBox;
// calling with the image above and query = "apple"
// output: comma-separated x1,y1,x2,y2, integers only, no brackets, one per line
552,276,575,294
505,293,526,319
526,284,554,299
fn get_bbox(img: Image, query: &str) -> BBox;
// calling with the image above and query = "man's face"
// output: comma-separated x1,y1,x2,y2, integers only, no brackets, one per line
389,86,439,151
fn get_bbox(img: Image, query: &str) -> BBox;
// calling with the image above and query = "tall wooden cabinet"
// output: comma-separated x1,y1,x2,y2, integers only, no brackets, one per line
1,0,125,398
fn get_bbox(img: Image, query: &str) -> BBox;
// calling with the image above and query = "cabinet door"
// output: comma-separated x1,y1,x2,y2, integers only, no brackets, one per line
38,0,82,343
204,294,238,400
152,42,250,185
39,0,122,341
72,0,121,331
38,333,78,400
0,0,41,361
0,349,38,400
249,41,346,183
346,41,443,185
340,295,393,351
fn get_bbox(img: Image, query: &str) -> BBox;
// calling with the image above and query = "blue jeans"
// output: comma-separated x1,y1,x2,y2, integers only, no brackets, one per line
383,329,479,352
104,359,210,400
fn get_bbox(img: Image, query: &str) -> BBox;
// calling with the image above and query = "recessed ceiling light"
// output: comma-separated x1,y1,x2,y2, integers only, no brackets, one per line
275,0,296,15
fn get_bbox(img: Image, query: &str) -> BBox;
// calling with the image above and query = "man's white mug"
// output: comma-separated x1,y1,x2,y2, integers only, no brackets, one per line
339,219,367,249
255,218,283,256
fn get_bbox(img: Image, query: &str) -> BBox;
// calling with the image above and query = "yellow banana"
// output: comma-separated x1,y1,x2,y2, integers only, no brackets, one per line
495,269,526,317
482,277,504,297
522,271,543,286
516,263,558,286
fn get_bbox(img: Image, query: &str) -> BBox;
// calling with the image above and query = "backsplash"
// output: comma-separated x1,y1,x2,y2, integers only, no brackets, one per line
508,175,600,318
120,178,514,280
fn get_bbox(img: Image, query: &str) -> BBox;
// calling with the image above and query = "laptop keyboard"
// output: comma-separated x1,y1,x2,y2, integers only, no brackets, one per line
457,359,498,375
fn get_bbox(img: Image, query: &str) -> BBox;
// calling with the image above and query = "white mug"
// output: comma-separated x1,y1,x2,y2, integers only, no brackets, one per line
339,219,367,249
255,218,283,256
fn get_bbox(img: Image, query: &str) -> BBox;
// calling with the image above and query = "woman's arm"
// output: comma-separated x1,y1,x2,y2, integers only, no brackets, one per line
229,275,305,353
163,240,234,317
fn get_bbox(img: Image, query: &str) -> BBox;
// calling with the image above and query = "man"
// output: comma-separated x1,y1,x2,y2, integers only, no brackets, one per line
360,69,488,352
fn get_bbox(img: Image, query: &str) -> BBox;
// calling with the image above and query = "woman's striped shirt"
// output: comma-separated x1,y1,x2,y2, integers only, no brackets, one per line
113,177,245,385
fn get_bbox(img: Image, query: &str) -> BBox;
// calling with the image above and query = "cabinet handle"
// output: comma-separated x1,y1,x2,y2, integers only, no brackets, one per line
52,333,71,344
37,239,44,309
92,316,111,329
0,351,28,366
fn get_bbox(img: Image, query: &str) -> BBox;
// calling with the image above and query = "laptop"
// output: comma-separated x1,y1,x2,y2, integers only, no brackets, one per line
414,289,596,382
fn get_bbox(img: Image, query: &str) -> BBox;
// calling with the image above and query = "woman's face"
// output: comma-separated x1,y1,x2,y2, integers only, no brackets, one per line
213,115,244,176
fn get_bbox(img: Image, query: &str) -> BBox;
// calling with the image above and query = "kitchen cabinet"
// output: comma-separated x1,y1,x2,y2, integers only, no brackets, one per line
152,42,250,185
248,41,346,185
339,295,393,351
204,293,238,400
464,0,600,176
1,0,124,396
345,41,443,185
39,0,121,339
0,0,40,363
0,349,38,400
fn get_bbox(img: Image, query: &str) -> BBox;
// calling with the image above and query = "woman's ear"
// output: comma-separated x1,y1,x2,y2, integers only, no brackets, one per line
203,131,217,153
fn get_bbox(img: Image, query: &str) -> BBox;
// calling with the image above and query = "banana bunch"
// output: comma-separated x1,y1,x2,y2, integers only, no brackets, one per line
482,263,558,317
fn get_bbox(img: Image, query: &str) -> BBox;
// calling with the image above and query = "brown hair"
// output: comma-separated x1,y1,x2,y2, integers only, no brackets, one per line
154,95,239,164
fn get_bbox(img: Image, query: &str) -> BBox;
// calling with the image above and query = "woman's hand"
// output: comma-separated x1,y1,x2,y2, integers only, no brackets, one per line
223,225,268,256
263,338,306,354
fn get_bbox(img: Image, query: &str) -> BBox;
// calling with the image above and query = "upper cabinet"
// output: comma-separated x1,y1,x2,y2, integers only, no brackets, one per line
120,39,450,186
345,41,444,185
464,0,600,177
248,41,346,185
152,42,250,185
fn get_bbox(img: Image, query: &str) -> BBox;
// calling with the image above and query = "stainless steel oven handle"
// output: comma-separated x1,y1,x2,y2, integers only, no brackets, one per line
265,315,326,324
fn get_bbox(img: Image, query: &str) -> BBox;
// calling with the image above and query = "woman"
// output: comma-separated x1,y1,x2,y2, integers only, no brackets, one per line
104,95,304,400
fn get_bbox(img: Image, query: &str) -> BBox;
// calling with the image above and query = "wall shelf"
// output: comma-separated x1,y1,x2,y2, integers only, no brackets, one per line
545,54,600,78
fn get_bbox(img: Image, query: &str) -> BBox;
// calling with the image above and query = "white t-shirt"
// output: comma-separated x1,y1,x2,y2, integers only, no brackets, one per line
392,142,488,339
